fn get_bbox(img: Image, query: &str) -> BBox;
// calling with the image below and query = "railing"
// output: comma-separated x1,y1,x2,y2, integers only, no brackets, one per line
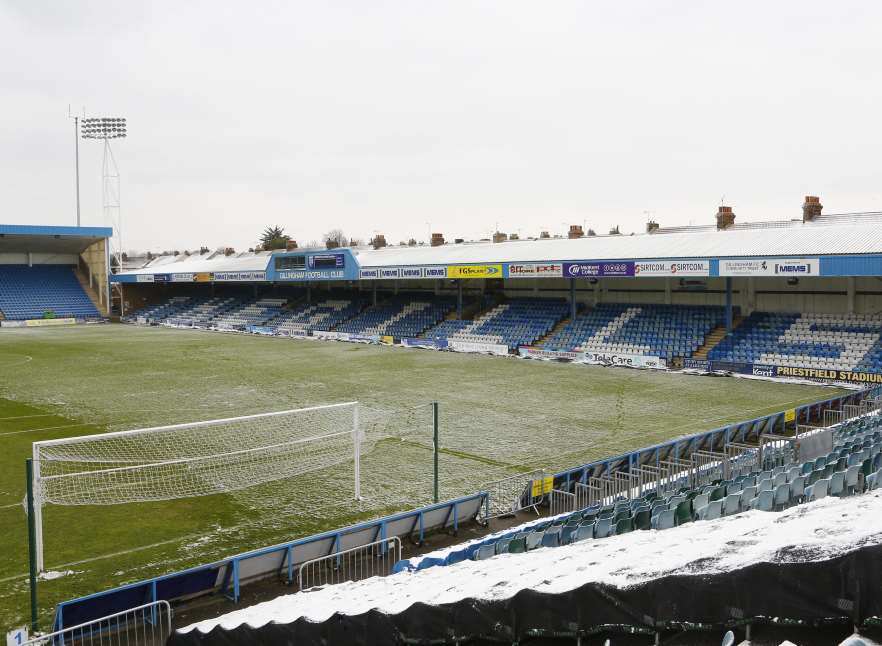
549,489,575,516
479,469,546,519
25,601,171,646
297,537,402,591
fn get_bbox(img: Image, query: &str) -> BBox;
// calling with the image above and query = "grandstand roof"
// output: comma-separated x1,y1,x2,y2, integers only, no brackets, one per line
0,224,113,254
120,250,272,275
355,214,882,267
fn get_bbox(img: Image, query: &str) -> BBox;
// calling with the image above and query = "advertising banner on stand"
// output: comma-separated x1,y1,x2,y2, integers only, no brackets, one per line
719,258,819,277
563,262,635,278
634,261,710,277
402,337,449,350
449,340,509,355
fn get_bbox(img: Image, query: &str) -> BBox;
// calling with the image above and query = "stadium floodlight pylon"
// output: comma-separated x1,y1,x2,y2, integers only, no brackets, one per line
30,402,361,573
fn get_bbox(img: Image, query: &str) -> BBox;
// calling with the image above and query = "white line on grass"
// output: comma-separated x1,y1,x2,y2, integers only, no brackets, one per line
0,413,55,421
0,423,91,437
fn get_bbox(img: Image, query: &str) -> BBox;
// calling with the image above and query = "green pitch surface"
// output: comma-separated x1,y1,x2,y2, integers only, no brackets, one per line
0,324,845,628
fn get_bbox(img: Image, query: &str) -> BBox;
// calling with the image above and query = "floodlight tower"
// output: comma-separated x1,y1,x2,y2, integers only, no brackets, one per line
81,117,127,271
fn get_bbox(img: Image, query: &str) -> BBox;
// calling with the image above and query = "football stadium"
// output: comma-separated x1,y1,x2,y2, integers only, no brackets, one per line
6,4,882,646
3,204,882,645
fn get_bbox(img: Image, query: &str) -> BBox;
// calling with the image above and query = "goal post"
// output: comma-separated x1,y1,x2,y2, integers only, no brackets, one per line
30,402,360,572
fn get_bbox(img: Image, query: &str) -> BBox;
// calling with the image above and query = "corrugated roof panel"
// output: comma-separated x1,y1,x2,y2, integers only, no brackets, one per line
356,219,882,266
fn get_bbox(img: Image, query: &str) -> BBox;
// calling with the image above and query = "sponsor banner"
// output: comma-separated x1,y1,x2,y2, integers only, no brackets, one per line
153,274,171,283
751,364,775,378
507,263,564,278
773,365,882,385
518,347,582,361
518,346,666,369
578,351,667,369
0,320,26,328
171,273,195,282
634,260,710,277
24,318,77,328
710,361,753,374
719,258,820,277
313,330,379,344
136,316,148,325
246,325,276,335
563,262,635,278
380,335,395,344
449,340,509,355
683,358,711,371
785,408,797,423
136,274,154,283
360,266,447,280
194,272,212,283
401,337,448,350
447,264,503,279
213,271,267,282
424,266,448,279
277,270,345,280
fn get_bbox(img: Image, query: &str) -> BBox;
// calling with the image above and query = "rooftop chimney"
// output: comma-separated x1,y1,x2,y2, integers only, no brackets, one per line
539,231,550,239
371,234,387,249
646,220,659,234
568,225,584,239
803,195,823,222
716,205,735,230
430,232,445,247
492,231,508,243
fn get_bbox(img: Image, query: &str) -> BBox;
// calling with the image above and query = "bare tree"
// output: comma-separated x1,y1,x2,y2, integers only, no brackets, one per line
324,228,347,249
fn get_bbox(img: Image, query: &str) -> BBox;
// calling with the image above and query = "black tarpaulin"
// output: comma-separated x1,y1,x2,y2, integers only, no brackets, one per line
169,543,882,645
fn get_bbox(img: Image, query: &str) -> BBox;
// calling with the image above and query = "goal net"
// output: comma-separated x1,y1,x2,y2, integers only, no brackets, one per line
32,402,363,571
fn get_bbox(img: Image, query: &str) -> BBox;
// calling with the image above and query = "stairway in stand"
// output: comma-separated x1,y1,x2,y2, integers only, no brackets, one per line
691,316,743,359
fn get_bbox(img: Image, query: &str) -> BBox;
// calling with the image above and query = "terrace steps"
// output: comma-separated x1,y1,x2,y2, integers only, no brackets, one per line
692,317,743,359
537,317,573,347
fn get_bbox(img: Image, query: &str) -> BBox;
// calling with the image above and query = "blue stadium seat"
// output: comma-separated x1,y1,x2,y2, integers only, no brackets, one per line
0,265,100,320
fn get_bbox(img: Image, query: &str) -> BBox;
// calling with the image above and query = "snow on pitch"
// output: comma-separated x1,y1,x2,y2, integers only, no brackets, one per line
182,491,882,633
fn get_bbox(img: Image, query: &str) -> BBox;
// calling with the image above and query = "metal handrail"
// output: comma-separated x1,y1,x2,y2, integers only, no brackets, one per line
297,536,402,591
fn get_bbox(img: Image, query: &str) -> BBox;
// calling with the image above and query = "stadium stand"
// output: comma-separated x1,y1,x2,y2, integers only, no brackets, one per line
422,298,569,349
334,295,455,338
709,311,882,371
0,264,101,320
125,295,194,323
542,303,724,361
208,298,287,330
266,297,364,335
400,414,882,570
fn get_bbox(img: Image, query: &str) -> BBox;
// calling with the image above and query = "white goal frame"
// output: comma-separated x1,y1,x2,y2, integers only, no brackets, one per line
31,402,360,572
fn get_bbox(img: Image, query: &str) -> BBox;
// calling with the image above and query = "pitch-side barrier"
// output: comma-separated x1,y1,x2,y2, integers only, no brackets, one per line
49,493,486,633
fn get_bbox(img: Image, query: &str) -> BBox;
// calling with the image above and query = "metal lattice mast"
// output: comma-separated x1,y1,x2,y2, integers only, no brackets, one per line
81,117,126,271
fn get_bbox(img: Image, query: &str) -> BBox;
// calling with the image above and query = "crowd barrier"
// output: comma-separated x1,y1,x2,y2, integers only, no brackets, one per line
50,493,487,633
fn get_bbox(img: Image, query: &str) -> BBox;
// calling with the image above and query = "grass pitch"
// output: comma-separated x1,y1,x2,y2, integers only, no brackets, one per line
0,324,845,628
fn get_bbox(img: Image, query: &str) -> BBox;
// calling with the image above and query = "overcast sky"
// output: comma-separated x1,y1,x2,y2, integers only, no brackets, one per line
2,1,881,253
